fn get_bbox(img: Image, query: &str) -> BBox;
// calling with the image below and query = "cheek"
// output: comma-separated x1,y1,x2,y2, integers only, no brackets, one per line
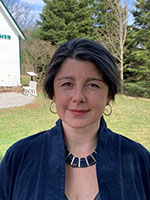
52,87,62,103
54,88,72,102
53,93,68,107
91,92,109,106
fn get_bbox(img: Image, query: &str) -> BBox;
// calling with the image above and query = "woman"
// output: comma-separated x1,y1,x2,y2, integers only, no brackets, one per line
0,39,150,200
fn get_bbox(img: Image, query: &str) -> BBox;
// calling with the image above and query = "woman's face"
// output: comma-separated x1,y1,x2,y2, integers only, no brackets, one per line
53,59,110,129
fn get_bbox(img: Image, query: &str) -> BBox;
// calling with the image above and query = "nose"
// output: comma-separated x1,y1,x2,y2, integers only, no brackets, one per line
72,87,87,104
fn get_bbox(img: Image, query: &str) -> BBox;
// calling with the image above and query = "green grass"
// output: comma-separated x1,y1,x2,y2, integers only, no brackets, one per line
0,93,58,161
0,93,150,161
21,75,30,86
106,95,150,150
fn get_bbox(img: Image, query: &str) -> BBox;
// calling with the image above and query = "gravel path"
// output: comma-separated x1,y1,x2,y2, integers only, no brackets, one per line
0,92,35,109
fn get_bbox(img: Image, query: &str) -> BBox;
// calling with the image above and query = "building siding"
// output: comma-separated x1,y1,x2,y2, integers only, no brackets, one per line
0,2,25,87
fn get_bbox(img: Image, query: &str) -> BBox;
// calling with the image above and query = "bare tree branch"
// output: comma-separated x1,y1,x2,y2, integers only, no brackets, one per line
21,31,56,82
3,0,34,30
96,0,129,92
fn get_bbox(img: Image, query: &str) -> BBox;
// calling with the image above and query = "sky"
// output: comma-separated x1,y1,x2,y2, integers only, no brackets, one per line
21,0,45,22
21,0,134,25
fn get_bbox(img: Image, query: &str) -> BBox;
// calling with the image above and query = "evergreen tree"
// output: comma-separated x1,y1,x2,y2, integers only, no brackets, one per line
124,0,150,97
36,0,95,45
133,0,150,48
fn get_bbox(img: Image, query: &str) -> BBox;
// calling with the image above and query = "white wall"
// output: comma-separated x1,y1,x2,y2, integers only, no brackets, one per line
0,7,21,86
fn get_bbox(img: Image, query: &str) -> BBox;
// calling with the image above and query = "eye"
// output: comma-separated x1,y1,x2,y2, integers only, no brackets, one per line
61,82,73,88
87,83,100,89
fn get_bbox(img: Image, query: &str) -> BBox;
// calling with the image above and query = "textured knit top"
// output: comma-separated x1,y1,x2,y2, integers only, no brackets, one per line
0,117,150,200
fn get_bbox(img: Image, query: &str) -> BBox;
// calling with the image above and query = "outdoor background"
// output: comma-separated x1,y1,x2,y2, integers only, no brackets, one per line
3,0,150,98
0,0,149,160
0,93,150,161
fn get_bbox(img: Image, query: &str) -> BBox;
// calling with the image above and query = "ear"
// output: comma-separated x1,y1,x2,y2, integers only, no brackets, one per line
52,95,56,103
106,96,111,106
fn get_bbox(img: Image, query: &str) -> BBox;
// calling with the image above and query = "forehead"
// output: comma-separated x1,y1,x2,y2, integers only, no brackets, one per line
55,58,102,79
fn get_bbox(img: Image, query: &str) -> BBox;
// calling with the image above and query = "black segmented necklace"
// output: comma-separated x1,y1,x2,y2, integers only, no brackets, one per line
65,145,97,168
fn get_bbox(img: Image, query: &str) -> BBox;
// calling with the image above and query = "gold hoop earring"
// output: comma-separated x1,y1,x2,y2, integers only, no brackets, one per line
104,104,112,116
50,101,57,114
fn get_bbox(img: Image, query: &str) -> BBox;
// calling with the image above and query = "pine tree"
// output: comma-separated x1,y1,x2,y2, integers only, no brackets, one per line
124,0,150,97
36,0,95,45
133,0,150,48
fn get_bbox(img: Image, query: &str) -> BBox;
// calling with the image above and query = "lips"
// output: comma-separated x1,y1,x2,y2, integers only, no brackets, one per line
69,109,90,116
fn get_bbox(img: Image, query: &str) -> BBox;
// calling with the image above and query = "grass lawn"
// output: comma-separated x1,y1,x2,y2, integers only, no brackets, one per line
0,93,150,161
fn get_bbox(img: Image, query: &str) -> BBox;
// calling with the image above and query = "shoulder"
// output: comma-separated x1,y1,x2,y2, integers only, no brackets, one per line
2,125,58,164
10,127,55,149
120,133,150,167
2,119,63,163
105,127,150,166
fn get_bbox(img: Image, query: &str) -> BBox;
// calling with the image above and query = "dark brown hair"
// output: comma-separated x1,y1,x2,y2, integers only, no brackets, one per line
43,38,120,100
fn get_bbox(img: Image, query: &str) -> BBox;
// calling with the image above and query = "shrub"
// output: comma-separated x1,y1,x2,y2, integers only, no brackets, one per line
21,75,30,86
123,82,150,98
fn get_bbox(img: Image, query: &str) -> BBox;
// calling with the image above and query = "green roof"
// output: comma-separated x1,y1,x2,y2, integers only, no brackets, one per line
0,0,26,40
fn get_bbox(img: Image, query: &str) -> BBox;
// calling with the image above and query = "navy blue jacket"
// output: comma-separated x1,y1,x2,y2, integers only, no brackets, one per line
0,118,150,200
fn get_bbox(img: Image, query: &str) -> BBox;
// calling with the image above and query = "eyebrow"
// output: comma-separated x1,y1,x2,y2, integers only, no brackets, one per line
86,78,104,82
57,76,74,81
57,76,104,82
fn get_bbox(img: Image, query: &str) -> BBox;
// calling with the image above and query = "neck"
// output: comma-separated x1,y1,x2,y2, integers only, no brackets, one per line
62,120,100,157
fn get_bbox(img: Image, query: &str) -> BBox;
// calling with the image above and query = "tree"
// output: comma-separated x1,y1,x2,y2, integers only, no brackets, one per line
95,0,129,92
3,0,34,30
123,0,150,97
21,31,56,82
36,0,96,45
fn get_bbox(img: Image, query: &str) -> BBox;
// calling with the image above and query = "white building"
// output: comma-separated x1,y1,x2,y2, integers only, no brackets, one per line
0,0,26,87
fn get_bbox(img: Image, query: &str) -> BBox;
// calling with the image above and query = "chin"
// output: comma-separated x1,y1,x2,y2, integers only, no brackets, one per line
65,119,99,130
